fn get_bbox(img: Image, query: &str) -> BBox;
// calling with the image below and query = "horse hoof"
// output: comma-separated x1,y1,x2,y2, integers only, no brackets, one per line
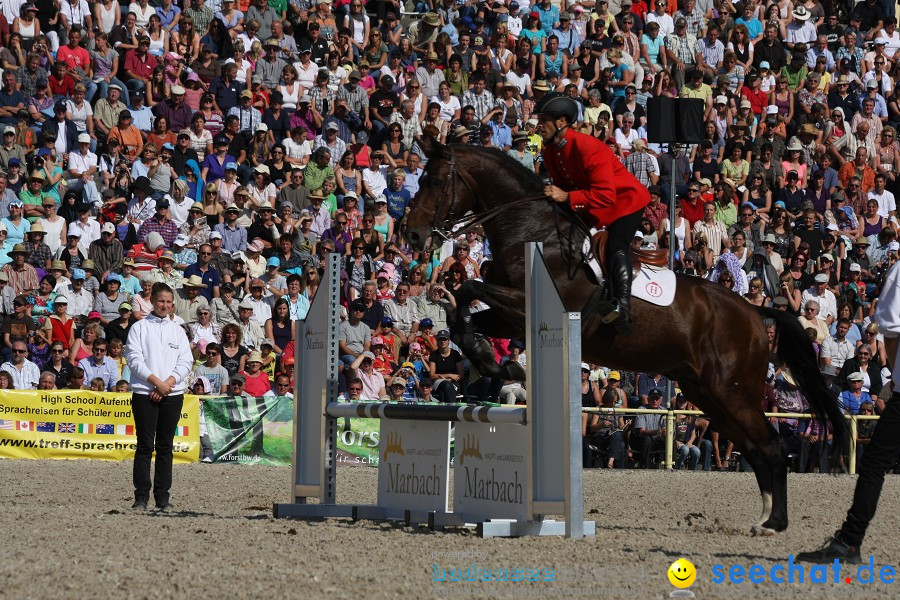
751,525,778,537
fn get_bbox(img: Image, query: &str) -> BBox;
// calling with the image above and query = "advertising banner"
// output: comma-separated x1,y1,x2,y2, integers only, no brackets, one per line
203,395,411,468
377,419,451,512
204,395,294,464
453,422,529,522
0,389,200,462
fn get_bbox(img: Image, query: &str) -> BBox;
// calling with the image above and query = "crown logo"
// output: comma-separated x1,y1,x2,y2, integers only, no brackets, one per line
458,434,482,465
383,431,404,461
538,322,550,333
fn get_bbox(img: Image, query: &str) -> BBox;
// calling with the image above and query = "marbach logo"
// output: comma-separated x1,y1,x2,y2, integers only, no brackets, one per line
458,434,483,465
645,281,663,298
383,431,404,461
538,322,550,333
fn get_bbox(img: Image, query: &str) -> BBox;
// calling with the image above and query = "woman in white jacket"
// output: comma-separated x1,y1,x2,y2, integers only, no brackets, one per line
125,282,195,512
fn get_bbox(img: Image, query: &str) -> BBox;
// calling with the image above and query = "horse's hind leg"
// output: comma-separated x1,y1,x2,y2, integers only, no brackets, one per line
738,429,788,535
682,380,789,534
727,404,789,534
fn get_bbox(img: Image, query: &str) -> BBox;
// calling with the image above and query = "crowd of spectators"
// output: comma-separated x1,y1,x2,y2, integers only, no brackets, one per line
0,0,898,470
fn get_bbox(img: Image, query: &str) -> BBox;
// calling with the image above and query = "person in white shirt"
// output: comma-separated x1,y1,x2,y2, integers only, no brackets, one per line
801,273,838,326
868,174,897,220
60,269,94,325
645,0,675,38
820,318,857,369
0,340,41,389
125,281,194,512
237,296,265,349
66,133,101,206
877,19,900,59
244,279,273,325
362,153,391,200
69,204,101,254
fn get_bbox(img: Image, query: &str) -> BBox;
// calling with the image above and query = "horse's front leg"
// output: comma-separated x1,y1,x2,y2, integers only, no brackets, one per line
451,280,527,382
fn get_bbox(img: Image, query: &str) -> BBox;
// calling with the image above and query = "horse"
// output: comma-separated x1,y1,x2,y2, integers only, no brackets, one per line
405,136,845,535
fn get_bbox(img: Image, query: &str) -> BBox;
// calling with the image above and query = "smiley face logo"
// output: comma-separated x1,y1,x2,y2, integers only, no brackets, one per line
668,558,696,589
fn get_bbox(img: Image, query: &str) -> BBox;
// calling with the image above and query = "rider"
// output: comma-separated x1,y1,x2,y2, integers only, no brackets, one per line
535,93,650,330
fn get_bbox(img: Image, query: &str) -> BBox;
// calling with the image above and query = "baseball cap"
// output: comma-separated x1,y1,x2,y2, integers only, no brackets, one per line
436,329,451,339
101,222,115,234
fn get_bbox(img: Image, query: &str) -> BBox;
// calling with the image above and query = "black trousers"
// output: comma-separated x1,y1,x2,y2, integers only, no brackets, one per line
605,209,645,257
841,392,900,546
132,393,184,505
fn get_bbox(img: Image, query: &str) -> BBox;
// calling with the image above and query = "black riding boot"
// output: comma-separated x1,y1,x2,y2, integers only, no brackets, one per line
601,250,633,334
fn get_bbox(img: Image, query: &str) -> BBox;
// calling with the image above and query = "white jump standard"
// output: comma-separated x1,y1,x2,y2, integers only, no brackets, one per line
273,245,595,538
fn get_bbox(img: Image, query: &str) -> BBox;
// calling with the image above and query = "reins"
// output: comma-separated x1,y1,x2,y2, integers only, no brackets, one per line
421,145,596,279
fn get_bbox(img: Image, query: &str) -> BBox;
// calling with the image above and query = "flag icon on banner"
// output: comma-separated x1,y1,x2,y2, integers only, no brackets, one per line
96,424,114,435
116,424,135,436
16,421,34,431
0,419,14,430
175,426,189,436
77,423,94,434
58,423,76,433
36,422,56,432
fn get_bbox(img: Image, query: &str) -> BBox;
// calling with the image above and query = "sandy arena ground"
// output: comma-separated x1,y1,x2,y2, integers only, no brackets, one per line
1,460,899,599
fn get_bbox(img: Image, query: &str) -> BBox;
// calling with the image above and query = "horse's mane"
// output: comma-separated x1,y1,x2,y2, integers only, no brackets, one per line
447,144,545,193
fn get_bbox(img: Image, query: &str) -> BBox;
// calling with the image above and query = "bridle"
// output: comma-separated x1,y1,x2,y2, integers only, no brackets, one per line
414,144,595,281
416,145,544,243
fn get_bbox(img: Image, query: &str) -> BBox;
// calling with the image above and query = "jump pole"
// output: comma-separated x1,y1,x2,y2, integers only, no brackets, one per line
273,245,595,538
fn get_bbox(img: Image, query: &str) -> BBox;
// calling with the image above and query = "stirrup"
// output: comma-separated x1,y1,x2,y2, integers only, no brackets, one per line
599,300,621,324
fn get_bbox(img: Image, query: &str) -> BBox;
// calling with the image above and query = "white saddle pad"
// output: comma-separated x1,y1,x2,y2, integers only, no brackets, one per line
631,266,676,307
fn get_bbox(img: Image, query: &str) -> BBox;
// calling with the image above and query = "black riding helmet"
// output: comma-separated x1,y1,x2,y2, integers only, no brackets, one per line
533,93,579,123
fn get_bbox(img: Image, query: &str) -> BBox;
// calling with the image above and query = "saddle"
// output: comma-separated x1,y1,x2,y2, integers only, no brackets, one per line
592,230,669,277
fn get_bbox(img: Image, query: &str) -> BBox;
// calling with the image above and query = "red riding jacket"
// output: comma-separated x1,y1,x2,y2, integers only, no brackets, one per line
542,128,650,228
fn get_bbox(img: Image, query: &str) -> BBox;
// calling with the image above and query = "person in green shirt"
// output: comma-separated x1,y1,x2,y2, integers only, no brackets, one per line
18,170,50,225
304,147,334,193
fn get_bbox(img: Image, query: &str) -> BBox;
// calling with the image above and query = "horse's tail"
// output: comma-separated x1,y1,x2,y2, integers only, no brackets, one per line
757,306,847,452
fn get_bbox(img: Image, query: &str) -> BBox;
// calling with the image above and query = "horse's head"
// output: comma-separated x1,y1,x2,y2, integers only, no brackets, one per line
407,135,480,252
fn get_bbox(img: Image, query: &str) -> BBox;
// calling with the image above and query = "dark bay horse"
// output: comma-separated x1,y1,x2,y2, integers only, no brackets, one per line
405,137,845,535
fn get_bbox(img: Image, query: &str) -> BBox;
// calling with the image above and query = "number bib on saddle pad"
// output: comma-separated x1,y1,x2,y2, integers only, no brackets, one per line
631,266,676,307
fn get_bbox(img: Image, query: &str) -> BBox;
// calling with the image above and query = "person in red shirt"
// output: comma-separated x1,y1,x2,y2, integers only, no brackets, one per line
537,93,650,331
740,72,768,118
123,36,159,98
48,62,75,99
680,183,706,226
241,351,271,396
55,27,92,90
369,336,396,377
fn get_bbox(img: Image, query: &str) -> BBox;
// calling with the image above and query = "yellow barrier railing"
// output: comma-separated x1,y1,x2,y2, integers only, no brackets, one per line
582,407,880,473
